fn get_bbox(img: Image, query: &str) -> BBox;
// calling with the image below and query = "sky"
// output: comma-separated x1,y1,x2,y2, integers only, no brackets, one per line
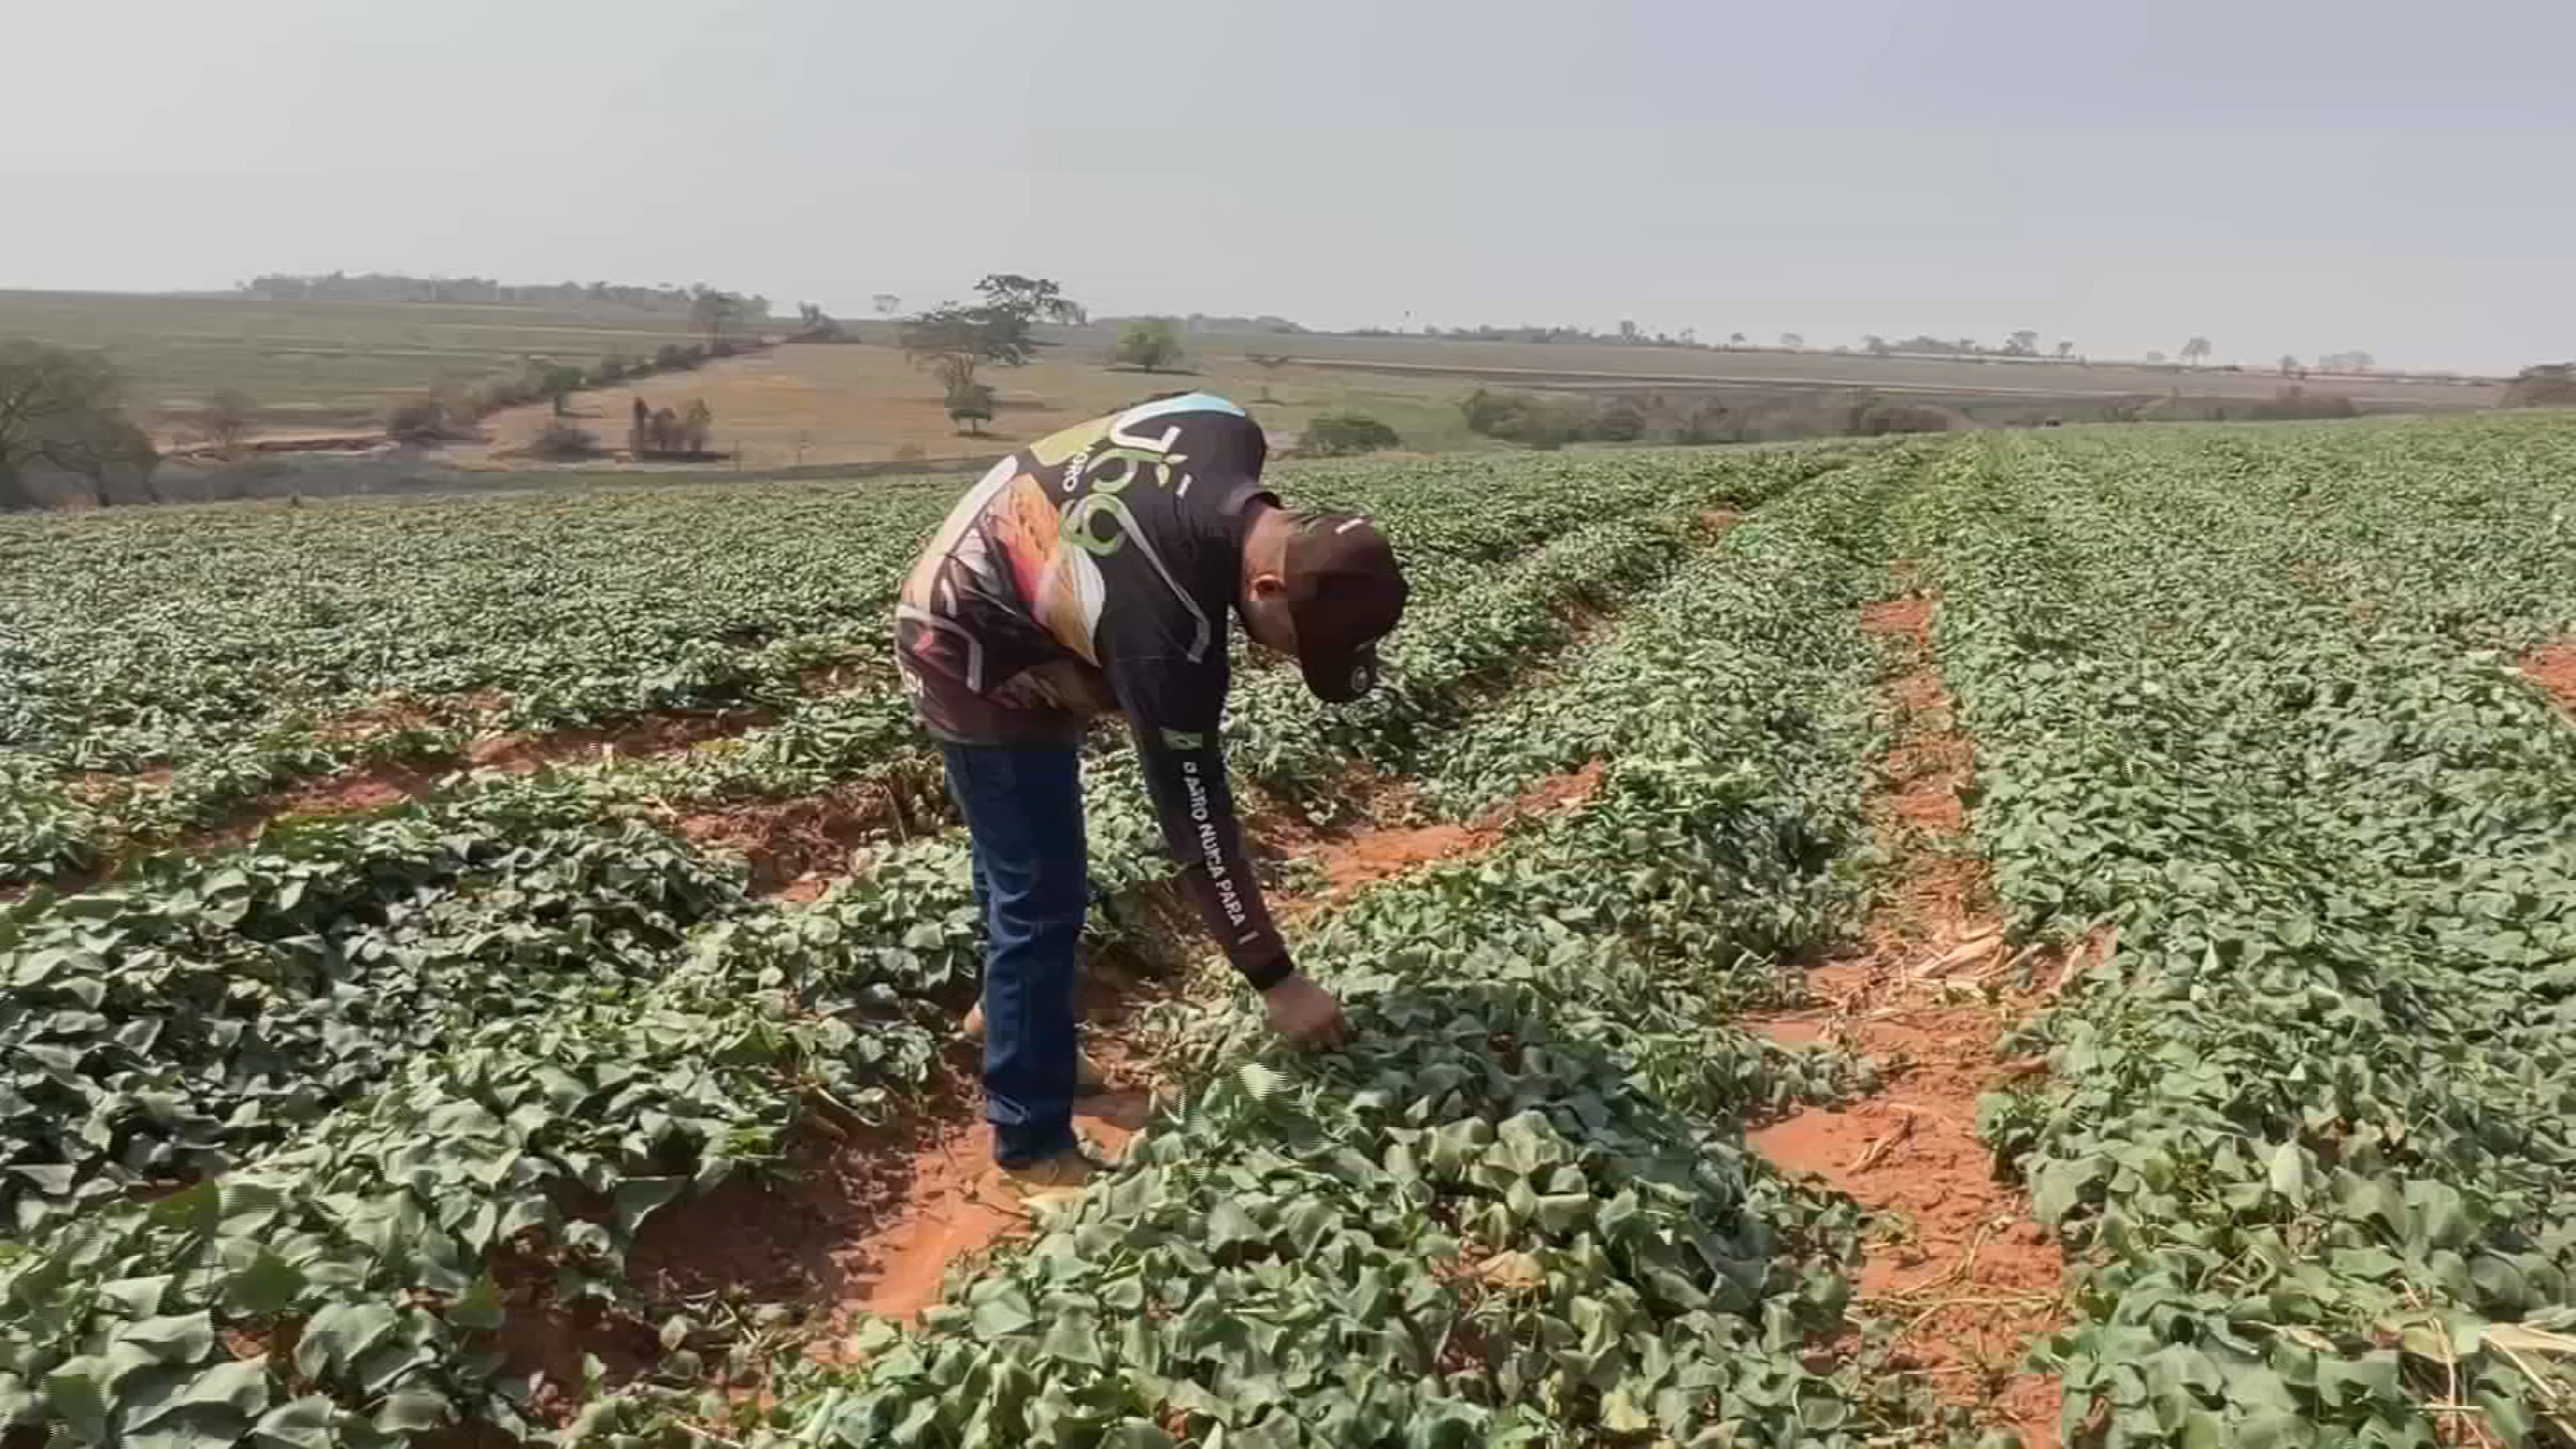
4,0,2571,372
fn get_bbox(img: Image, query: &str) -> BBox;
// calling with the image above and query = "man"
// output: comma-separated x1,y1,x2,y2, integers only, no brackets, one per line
894,391,1408,1189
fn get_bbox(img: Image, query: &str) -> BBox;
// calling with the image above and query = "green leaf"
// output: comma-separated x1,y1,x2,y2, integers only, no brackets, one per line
1206,1197,1264,1253
612,1176,686,1234
44,1365,110,1442
294,1301,397,1381
250,1395,341,1448
371,1387,449,1433
450,1273,506,1331
226,1251,305,1318
1040,1309,1106,1368
971,1286,1037,1338
2267,1141,2306,1203
181,1359,272,1418
119,1313,218,1364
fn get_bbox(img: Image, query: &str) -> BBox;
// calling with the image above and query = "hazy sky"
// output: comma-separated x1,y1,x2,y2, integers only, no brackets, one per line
7,0,2571,371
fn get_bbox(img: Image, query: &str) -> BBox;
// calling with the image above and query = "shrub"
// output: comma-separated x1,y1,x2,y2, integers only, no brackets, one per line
2249,386,2361,421
527,419,600,459
653,343,699,372
1113,318,1185,372
1298,412,1401,455
386,394,455,441
1459,388,1645,449
1587,398,1648,443
1847,399,1965,435
945,378,996,435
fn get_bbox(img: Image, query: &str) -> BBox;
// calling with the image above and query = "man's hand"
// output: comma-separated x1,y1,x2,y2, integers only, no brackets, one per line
1262,973,1348,1048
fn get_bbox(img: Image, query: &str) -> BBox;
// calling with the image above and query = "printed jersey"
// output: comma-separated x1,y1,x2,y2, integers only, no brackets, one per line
894,394,1291,988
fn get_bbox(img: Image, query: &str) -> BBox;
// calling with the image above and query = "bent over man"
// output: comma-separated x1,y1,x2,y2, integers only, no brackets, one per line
893,392,1408,1189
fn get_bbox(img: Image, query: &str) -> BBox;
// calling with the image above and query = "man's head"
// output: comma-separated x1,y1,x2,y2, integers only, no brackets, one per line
1240,506,1407,702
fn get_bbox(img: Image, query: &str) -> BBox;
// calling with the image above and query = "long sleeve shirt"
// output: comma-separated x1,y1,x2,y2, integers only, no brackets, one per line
892,393,1293,988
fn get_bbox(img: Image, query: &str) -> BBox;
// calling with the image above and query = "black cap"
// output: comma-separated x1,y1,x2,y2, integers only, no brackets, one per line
1283,511,1407,703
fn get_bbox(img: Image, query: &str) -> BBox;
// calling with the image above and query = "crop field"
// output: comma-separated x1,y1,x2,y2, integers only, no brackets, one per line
0,291,700,435
2,412,2575,1448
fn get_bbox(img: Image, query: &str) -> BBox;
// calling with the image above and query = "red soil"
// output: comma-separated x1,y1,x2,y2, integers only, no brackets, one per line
1747,584,2068,1446
677,773,942,897
1255,763,1603,909
2524,639,2576,714
464,706,776,773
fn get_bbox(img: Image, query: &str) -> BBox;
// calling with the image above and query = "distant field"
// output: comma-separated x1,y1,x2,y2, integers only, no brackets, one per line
0,289,2508,473
466,337,1495,468
1126,325,2507,410
0,289,697,433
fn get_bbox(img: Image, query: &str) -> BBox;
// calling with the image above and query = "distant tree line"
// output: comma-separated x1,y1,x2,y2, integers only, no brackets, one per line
239,272,771,316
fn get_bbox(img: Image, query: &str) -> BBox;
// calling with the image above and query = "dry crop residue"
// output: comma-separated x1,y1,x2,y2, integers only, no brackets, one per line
1745,586,2069,1445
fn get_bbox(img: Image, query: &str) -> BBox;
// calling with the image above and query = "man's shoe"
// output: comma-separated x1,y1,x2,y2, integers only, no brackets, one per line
990,1140,1120,1214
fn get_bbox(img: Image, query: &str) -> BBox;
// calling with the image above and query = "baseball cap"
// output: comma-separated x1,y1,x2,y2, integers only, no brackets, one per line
1282,511,1407,703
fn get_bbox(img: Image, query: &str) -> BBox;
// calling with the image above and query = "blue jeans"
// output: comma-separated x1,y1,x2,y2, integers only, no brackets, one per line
941,741,1087,1167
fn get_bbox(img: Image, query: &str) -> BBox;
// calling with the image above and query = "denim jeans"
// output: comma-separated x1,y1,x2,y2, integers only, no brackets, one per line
941,741,1087,1167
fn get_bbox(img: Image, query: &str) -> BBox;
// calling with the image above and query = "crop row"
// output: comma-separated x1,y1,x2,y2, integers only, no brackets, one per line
673,461,1934,1448
0,446,1901,1446
0,443,1868,885
1921,420,2576,1445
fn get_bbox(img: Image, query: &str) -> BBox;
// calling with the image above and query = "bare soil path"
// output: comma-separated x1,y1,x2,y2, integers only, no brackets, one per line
1746,585,2072,1446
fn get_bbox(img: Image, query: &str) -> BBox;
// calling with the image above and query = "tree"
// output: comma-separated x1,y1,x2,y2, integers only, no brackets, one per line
871,293,902,318
2145,351,2169,364
902,273,1086,394
187,389,257,453
2006,329,2041,358
975,274,1085,327
532,362,586,417
1114,317,1185,372
1727,332,1747,347
1863,335,1892,357
688,286,744,344
2279,354,2301,376
1617,319,1640,343
1779,332,1805,350
794,303,844,341
2182,336,2213,366
2056,340,2075,360
946,376,996,435
2318,350,2376,372
0,343,158,508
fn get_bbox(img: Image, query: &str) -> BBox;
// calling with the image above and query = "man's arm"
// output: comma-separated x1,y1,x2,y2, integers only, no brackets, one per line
1130,722,1347,1045
1131,723,1290,988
